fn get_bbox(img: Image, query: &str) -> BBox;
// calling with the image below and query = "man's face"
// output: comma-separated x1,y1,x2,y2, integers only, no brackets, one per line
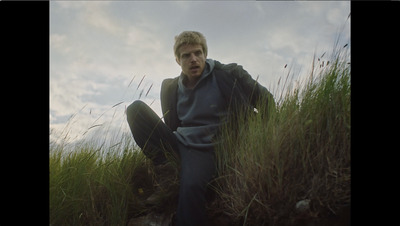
176,44,206,82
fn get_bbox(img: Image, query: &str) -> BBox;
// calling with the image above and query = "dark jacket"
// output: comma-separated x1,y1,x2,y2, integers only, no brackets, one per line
160,60,275,131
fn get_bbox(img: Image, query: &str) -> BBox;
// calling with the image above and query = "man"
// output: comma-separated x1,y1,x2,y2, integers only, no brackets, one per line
126,31,274,226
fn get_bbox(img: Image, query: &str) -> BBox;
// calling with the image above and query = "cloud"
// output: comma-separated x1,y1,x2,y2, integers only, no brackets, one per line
85,4,122,35
50,1,350,147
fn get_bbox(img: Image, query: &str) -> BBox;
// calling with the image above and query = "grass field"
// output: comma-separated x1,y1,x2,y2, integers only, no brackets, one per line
50,45,350,226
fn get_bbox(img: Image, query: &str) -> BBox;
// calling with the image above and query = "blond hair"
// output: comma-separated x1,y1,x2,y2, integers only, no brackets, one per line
173,31,208,59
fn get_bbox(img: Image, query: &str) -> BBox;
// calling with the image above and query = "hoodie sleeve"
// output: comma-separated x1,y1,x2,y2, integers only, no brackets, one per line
214,60,276,114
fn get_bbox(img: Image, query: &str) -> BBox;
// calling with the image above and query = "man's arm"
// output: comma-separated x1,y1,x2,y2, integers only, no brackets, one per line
214,60,276,115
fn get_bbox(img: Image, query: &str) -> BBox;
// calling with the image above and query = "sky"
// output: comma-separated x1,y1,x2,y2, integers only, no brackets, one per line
50,1,350,148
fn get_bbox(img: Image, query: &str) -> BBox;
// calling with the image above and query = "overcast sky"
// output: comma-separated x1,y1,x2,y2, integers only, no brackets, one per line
50,1,350,148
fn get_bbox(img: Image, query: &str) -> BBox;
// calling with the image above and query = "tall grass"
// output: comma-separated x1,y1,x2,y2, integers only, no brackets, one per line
50,46,350,225
50,138,155,226
50,73,160,226
211,46,350,225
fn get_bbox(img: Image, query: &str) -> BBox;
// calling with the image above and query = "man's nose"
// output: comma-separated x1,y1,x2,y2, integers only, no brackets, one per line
189,53,197,62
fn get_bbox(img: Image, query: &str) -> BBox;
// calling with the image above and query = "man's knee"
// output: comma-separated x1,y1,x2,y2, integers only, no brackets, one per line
127,100,146,117
127,100,150,125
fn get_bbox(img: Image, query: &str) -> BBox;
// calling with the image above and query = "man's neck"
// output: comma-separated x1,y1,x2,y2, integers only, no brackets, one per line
183,76,200,89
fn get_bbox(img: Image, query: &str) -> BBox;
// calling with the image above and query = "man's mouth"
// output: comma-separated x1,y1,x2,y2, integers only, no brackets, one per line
189,66,201,74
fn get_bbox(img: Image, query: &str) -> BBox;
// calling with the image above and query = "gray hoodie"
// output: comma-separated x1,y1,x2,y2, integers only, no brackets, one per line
173,59,227,149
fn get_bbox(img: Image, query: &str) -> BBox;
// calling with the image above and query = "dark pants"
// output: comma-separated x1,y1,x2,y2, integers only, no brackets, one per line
126,100,216,226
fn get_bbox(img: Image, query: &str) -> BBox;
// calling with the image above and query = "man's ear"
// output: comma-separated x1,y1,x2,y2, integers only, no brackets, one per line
175,57,181,66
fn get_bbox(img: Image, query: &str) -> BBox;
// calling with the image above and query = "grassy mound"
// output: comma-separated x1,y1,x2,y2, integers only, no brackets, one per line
50,47,350,226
